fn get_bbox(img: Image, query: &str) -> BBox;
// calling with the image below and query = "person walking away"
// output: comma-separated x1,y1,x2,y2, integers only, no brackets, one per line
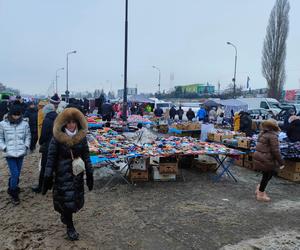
197,105,207,122
137,105,144,117
177,106,184,121
253,119,285,202
287,115,300,142
83,98,90,115
216,105,224,117
0,99,9,121
24,102,38,151
32,104,57,193
154,106,163,118
101,100,114,121
49,94,61,110
239,111,253,137
169,106,176,120
0,106,31,205
37,100,48,140
186,108,195,122
233,112,240,131
42,108,94,241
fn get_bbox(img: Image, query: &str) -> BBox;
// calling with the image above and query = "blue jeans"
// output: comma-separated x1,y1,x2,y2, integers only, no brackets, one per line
6,157,24,191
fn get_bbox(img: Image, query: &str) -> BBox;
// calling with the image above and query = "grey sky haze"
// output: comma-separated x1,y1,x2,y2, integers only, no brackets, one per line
0,0,299,96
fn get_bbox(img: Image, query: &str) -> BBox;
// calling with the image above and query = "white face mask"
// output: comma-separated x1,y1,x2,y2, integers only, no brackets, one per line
65,128,78,137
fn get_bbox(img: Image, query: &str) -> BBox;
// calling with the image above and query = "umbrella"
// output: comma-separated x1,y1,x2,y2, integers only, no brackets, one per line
203,100,218,108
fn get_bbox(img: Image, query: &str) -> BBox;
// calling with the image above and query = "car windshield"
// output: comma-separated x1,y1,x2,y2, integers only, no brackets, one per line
157,103,170,108
269,102,280,108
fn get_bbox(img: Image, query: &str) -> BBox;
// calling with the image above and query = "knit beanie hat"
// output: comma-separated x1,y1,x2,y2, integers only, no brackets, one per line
9,105,22,116
49,94,61,105
43,104,55,115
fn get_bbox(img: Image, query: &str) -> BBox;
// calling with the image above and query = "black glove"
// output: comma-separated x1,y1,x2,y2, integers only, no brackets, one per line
86,171,94,191
42,176,53,195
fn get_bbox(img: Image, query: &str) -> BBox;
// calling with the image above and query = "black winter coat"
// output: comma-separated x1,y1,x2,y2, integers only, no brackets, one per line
39,111,57,151
44,108,92,214
287,119,300,142
0,101,8,121
186,110,195,121
24,107,38,134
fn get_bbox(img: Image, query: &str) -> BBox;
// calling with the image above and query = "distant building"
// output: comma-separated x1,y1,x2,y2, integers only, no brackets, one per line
175,83,215,94
118,88,138,98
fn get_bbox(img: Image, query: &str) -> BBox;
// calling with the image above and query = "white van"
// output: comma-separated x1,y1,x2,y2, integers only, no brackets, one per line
237,98,281,115
149,98,173,113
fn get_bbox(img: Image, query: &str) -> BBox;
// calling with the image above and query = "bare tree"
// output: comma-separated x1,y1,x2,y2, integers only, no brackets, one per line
262,0,290,100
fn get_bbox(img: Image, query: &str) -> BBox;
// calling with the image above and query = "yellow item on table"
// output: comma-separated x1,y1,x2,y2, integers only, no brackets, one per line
234,113,240,132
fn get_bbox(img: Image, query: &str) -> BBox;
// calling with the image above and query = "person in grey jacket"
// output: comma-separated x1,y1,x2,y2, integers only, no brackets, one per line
0,105,31,205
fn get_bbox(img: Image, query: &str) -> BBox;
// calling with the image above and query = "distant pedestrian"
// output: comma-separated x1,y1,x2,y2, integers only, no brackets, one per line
186,108,195,121
0,100,9,121
253,119,285,202
169,106,177,120
0,105,31,205
154,107,163,118
177,106,184,120
24,102,38,151
13,96,27,115
197,106,207,122
32,104,57,193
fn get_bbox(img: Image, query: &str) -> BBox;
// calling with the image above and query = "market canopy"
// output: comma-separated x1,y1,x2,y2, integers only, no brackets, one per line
128,95,155,104
203,100,219,108
218,99,248,117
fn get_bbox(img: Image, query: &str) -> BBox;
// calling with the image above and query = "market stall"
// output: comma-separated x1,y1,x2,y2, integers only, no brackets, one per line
217,99,248,118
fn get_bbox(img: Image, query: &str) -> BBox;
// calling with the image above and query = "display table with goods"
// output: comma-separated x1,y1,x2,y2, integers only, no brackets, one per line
88,127,245,186
168,121,201,138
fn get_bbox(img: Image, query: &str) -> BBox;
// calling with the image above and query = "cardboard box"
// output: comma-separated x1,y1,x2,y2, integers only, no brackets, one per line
159,162,178,174
244,160,254,170
278,169,300,182
152,166,176,181
234,157,244,167
285,161,300,173
130,158,150,171
238,138,251,149
192,159,217,172
129,169,149,182
207,133,215,142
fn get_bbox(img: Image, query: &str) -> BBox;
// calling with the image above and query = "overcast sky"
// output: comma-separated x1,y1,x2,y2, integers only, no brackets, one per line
0,0,299,96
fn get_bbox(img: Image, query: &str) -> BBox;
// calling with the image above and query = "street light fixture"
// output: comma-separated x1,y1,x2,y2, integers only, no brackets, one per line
55,67,64,94
227,42,237,98
66,50,77,102
152,65,161,94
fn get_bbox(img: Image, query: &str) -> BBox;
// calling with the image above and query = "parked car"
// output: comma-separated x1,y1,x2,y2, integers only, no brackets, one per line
248,108,274,120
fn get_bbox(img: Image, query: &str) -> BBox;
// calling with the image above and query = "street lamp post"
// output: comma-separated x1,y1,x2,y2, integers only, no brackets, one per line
152,65,161,94
227,42,237,98
55,67,64,94
122,0,128,121
66,50,77,102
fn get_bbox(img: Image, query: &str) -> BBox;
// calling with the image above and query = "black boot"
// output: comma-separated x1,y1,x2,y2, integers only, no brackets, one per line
32,185,41,193
67,226,79,241
10,189,20,206
60,214,67,225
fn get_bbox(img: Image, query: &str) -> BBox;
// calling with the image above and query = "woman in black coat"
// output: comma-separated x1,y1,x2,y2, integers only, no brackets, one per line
42,108,94,241
287,116,300,142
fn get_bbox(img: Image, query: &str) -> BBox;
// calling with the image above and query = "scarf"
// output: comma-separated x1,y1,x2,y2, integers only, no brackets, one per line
65,128,78,137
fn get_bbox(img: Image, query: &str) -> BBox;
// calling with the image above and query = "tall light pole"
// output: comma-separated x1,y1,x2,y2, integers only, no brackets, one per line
66,50,77,102
227,42,237,98
55,67,64,94
122,0,128,121
152,65,161,94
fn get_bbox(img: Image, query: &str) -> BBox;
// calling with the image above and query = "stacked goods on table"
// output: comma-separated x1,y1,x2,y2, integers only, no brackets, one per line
127,115,153,126
207,130,246,143
278,161,300,182
170,122,201,131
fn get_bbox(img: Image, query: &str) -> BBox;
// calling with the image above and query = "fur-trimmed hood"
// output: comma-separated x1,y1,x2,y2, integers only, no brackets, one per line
261,119,280,132
53,108,88,147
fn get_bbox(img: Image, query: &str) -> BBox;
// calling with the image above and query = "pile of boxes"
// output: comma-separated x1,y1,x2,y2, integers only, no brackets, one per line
278,161,300,182
129,156,179,183
234,153,254,170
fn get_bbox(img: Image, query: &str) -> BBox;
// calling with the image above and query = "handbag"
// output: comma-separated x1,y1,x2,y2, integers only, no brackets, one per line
70,149,85,176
